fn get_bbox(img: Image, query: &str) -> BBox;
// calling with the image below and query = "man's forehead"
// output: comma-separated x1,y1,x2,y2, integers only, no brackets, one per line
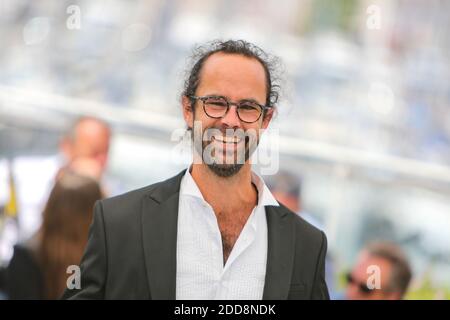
75,120,110,137
354,251,393,275
197,52,267,99
201,52,266,80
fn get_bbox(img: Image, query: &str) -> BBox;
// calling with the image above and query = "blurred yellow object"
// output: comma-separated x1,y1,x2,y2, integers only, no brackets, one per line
4,162,18,218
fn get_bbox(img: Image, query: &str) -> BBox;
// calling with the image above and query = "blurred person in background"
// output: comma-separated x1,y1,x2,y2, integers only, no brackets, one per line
267,170,322,228
6,172,103,299
0,116,115,265
345,241,412,300
57,116,125,197
267,170,337,298
58,116,111,183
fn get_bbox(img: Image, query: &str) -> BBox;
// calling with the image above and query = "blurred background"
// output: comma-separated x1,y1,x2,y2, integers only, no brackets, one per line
0,0,449,299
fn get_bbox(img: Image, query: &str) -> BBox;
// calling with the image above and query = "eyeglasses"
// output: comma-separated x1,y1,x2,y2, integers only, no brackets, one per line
189,95,268,123
346,273,373,294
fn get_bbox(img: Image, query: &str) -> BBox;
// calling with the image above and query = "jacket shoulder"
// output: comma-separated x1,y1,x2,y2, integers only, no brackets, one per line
99,170,186,221
277,202,326,245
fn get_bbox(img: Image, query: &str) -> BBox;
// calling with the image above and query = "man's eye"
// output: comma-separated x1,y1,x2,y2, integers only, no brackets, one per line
239,103,259,110
206,100,227,107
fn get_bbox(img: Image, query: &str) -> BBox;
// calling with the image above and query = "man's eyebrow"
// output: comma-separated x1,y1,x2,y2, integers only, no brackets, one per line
204,94,226,98
206,94,262,103
239,98,262,104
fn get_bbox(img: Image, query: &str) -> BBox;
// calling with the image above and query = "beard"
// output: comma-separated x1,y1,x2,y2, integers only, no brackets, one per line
191,123,259,178
207,161,244,177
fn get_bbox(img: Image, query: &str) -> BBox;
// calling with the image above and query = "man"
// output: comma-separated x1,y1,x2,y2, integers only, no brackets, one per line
346,242,412,300
58,116,111,182
62,40,329,300
56,116,120,196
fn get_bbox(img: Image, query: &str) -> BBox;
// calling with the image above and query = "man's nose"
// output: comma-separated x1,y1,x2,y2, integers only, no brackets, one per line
220,105,241,128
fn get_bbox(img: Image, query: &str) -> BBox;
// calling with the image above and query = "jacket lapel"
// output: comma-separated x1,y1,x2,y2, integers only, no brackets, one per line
140,170,296,300
263,205,296,299
141,170,186,300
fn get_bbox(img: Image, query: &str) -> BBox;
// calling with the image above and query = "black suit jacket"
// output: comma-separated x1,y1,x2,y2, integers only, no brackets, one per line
62,170,329,300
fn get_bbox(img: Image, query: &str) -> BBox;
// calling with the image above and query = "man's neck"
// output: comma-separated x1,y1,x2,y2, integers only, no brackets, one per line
190,163,257,214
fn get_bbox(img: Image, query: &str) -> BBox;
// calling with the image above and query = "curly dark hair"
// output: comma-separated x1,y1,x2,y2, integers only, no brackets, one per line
182,39,282,111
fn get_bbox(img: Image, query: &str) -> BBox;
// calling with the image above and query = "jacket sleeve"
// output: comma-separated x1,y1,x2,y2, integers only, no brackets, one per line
61,200,107,299
310,231,330,300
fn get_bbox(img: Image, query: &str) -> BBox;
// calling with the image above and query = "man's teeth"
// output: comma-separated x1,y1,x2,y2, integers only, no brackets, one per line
214,135,241,143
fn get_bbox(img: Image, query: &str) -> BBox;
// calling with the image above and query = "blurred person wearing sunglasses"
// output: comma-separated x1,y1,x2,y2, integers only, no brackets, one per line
6,172,103,299
345,242,412,300
62,39,329,300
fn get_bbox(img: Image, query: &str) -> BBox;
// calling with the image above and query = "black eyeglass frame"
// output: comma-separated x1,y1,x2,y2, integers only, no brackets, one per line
189,95,270,123
346,273,374,294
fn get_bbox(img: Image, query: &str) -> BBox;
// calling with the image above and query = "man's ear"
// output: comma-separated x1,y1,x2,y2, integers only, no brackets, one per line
182,96,194,129
261,107,275,129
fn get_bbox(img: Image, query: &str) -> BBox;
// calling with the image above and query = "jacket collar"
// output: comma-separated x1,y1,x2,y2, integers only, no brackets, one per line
140,169,295,300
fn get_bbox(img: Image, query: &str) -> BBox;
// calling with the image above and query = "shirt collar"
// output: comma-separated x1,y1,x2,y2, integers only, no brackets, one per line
180,167,279,208
180,167,204,200
251,171,280,207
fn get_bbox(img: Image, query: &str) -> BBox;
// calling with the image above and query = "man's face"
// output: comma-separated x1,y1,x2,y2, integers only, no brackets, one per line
62,120,111,176
183,52,273,177
345,251,400,300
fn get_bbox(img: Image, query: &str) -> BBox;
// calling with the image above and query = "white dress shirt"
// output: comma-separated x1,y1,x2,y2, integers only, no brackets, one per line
176,168,279,300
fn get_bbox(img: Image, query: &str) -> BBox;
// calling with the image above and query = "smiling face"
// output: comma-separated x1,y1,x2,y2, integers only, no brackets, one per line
182,52,274,177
